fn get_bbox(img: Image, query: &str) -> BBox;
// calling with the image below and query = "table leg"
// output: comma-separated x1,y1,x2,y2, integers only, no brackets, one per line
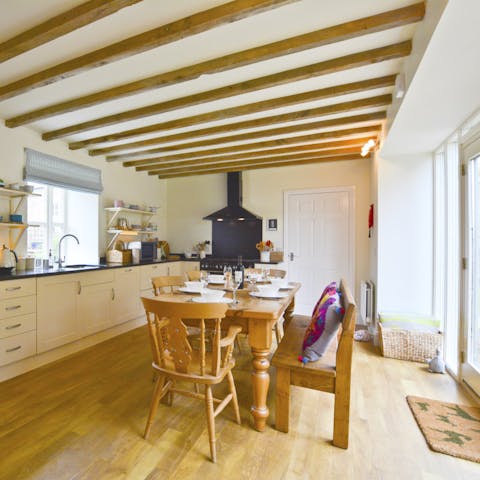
283,296,295,331
250,347,270,432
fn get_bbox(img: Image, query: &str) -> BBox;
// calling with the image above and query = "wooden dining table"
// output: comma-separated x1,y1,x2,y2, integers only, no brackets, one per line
150,282,300,431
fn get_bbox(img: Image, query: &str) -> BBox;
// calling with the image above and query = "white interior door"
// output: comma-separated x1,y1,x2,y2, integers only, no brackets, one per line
284,187,355,316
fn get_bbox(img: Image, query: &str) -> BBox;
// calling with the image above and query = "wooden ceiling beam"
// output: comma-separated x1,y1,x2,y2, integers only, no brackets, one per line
0,0,143,64
124,126,380,167
6,2,424,127
42,42,406,140
105,93,390,161
0,0,295,102
150,148,362,175
86,75,394,156
83,111,385,154
136,139,373,172
155,154,365,179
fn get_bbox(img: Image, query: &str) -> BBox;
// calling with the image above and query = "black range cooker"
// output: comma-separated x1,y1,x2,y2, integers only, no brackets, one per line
199,257,257,274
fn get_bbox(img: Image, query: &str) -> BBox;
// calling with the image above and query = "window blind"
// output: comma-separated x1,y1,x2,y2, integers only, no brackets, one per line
24,148,103,194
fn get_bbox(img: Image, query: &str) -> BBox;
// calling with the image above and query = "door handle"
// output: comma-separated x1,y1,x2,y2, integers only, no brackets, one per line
289,252,295,261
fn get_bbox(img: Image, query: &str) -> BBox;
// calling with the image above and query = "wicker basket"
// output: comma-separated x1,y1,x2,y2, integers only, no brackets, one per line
378,322,443,363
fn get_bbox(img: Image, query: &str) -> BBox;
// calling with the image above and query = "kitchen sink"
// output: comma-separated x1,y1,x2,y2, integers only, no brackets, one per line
63,264,105,269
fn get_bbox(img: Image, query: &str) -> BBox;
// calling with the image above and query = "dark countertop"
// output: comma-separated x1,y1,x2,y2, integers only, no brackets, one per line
0,257,200,281
0,256,281,281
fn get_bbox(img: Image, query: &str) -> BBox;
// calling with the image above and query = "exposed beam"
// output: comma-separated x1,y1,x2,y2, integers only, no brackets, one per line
156,154,365,179
124,125,381,167
86,75,394,156
42,42,406,140
84,112,385,154
137,139,373,172
0,0,296,102
0,0,143,64
105,94,390,161
6,3,424,127
123,132,380,167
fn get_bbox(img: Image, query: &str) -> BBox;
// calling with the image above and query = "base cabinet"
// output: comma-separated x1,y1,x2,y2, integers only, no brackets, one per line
112,267,142,325
37,274,81,353
78,282,114,336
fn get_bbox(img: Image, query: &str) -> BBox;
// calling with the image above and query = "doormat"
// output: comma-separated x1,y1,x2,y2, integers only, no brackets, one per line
406,395,480,463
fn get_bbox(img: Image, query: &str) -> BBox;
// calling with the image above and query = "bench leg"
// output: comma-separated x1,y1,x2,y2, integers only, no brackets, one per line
333,382,350,448
275,367,290,433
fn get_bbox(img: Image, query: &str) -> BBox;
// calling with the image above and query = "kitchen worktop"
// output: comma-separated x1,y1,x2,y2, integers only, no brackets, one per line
0,257,200,281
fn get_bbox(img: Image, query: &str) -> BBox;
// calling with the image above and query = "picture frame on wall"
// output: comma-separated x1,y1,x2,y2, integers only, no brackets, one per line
267,218,277,231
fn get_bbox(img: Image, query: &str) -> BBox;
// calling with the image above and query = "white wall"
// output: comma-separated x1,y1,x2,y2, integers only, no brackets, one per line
0,122,167,257
377,152,433,315
167,158,371,299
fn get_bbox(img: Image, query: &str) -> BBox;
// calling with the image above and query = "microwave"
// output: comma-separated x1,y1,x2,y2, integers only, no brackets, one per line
129,241,157,261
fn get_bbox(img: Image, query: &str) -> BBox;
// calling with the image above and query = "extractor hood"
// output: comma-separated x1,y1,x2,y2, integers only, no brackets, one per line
203,172,262,221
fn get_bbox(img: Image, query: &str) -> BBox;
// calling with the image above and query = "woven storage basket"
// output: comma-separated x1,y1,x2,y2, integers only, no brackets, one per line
378,322,443,363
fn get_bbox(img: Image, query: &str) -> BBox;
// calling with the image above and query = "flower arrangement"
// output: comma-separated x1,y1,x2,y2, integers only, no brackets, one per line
256,240,274,252
195,241,207,252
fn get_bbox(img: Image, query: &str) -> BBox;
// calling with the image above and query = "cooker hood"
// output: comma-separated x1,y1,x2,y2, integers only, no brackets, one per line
203,172,262,221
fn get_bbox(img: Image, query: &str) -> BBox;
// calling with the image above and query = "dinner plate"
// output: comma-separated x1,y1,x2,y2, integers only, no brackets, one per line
207,279,225,285
191,297,233,304
279,284,295,290
249,292,289,299
178,287,203,294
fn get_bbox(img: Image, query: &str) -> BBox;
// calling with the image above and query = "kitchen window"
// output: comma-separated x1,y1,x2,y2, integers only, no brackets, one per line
24,149,102,265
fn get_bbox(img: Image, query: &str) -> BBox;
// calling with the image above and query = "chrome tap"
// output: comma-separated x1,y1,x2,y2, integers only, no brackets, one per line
57,234,80,269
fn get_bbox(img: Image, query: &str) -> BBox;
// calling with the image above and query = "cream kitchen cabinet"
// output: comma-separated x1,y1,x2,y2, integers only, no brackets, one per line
0,278,37,365
78,270,115,336
37,273,82,353
140,263,168,292
112,266,142,325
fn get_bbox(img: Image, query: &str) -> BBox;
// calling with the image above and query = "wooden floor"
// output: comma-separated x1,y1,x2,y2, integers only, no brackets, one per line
1,323,479,480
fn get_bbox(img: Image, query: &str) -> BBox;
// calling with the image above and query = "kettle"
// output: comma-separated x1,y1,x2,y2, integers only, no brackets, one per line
0,245,18,270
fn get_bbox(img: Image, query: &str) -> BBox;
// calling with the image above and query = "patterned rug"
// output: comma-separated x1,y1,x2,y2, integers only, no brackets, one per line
407,395,480,463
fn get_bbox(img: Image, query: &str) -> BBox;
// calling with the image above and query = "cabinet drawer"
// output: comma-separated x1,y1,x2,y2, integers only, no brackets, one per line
140,263,168,290
80,269,115,286
0,278,36,300
0,295,36,320
0,330,36,366
0,313,36,339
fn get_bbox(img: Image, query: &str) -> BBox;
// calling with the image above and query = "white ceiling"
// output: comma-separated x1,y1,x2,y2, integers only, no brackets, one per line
0,0,427,177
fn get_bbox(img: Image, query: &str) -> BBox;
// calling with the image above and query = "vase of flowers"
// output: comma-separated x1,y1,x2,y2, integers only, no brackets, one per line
195,241,207,259
256,240,274,262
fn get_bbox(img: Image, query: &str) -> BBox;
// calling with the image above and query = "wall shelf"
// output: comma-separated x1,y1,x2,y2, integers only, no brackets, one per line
0,187,40,250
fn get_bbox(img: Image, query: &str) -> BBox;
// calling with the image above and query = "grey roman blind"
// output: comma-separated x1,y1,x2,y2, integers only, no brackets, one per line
24,148,103,194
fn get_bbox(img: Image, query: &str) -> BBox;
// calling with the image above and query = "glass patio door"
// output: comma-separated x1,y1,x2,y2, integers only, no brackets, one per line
463,138,480,395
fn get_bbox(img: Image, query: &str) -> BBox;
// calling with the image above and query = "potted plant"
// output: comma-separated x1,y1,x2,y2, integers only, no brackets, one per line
195,241,207,259
256,240,274,262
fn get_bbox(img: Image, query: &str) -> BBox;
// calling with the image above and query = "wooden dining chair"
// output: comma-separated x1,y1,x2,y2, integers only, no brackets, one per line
151,275,185,295
185,270,202,281
141,297,242,462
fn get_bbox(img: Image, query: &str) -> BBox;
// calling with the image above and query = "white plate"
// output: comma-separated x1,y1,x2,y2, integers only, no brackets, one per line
250,292,289,299
207,279,225,284
178,287,204,294
279,284,295,290
192,297,233,304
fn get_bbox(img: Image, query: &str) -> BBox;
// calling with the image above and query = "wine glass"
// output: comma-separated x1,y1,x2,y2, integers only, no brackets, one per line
247,271,257,292
231,275,241,304
223,265,232,288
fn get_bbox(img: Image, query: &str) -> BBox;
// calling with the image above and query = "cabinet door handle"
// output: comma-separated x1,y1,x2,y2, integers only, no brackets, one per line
152,265,157,269
6,345,21,353
111,288,115,300
5,323,22,330
5,286,21,292
78,281,82,295
125,268,132,272
5,305,21,311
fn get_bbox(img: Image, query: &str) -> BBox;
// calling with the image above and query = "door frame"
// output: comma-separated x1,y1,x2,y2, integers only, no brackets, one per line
461,132,480,394
283,186,356,291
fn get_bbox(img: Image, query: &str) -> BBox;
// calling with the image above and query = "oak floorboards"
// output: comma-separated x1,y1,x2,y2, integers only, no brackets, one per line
0,322,479,480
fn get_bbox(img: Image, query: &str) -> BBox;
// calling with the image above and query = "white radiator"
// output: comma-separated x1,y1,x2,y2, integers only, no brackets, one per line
359,280,374,326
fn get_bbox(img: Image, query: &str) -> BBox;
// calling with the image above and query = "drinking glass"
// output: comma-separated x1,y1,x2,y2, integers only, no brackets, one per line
231,276,241,304
247,272,257,292
223,266,232,289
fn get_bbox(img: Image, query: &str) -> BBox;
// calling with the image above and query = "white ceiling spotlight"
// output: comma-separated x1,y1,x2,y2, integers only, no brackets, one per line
395,73,406,99
361,139,376,157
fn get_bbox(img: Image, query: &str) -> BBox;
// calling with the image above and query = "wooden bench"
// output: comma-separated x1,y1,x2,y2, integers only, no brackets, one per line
271,279,357,448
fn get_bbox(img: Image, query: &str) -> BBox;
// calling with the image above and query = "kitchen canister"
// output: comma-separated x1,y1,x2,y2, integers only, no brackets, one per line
16,257,26,270
25,257,35,270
